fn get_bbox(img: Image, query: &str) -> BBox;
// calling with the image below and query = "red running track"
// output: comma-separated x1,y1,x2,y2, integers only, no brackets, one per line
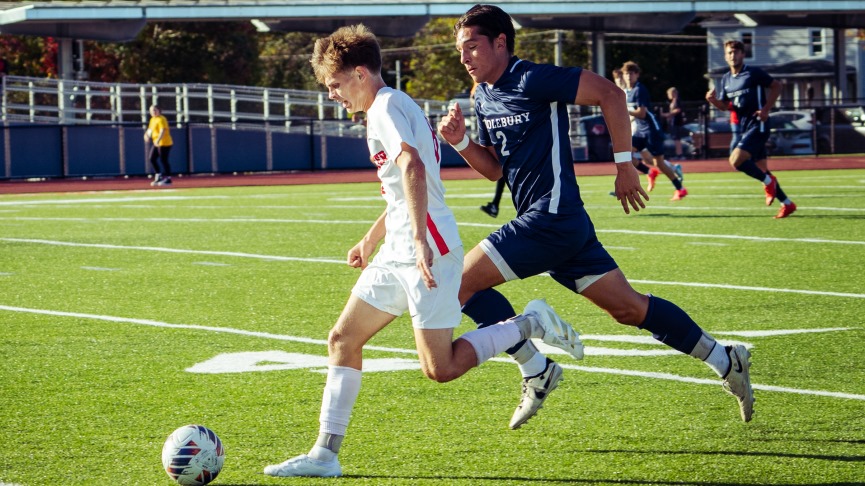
1,156,863,195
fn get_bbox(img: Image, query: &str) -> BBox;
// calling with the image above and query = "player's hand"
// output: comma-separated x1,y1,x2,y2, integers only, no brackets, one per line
706,89,717,103
415,240,437,290
756,109,769,122
347,239,375,269
437,103,466,146
613,162,648,214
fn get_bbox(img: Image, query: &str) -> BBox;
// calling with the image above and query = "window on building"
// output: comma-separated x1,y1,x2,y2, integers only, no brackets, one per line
810,29,824,56
741,32,754,59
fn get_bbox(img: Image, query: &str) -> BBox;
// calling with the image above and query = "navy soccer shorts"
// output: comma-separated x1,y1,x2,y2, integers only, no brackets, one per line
480,207,619,294
735,120,770,161
632,132,665,157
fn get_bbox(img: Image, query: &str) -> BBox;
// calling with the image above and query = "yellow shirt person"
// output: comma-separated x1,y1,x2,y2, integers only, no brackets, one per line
144,105,174,186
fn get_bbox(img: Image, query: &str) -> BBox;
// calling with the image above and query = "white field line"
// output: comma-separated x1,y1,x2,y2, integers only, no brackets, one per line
4,220,865,248
0,237,344,264
1,304,863,402
3,237,865,299
0,195,229,206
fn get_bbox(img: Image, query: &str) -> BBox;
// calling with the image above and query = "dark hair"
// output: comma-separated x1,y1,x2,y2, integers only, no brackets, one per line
724,40,745,52
454,4,516,54
621,61,640,74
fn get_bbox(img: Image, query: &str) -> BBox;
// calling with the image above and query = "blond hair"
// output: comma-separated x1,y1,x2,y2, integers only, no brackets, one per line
310,24,382,85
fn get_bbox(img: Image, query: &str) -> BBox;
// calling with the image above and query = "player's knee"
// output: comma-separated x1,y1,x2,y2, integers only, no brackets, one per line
326,327,361,357
420,363,459,383
606,298,648,326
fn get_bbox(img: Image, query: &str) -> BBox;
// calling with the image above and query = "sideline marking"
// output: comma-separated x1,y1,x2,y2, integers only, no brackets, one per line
3,238,864,299
0,195,228,206
1,304,862,401
3,219,865,246
0,238,344,264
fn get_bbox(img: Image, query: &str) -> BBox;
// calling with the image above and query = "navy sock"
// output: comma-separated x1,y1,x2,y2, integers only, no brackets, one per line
638,295,703,355
766,171,789,201
672,178,683,190
736,158,767,182
462,288,524,355
634,162,650,174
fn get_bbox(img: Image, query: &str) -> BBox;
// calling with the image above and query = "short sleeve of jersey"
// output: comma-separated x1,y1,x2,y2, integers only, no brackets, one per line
521,63,581,104
751,67,774,88
368,94,417,161
477,60,581,147
717,73,730,102
636,84,651,109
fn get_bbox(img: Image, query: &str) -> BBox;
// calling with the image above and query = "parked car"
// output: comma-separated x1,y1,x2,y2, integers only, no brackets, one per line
685,121,734,158
769,110,813,130
767,113,815,155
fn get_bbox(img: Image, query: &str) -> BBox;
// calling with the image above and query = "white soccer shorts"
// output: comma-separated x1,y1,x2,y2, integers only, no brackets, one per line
351,247,464,330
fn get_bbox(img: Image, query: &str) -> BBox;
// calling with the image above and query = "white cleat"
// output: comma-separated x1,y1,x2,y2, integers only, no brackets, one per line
722,345,754,422
263,454,342,477
522,299,584,360
510,358,564,430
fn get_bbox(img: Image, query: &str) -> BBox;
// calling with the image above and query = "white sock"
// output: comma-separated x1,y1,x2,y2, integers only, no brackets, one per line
459,321,522,364
518,350,548,377
319,365,362,437
308,445,337,462
763,175,773,185
704,342,732,378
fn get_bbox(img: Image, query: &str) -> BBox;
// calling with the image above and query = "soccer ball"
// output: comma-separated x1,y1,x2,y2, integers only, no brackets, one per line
161,425,225,485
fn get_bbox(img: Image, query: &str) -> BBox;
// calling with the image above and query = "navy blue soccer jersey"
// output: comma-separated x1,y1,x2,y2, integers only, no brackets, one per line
474,56,583,216
717,65,774,128
626,82,663,137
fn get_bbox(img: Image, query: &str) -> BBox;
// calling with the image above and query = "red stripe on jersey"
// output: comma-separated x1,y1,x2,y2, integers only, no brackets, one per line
426,213,449,256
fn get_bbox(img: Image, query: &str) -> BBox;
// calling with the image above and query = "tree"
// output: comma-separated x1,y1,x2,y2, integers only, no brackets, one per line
110,22,260,85
403,18,471,101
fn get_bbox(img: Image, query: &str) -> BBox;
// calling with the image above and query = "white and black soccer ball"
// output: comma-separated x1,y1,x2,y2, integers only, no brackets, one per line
161,424,225,486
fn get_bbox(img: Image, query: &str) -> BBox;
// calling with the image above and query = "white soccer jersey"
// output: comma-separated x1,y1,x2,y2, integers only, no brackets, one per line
365,87,461,264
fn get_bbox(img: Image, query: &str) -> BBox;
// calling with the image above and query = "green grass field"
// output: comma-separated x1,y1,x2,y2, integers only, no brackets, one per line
1,168,864,485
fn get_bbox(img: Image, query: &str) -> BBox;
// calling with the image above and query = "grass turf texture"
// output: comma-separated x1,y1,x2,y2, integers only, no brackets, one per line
1,168,864,485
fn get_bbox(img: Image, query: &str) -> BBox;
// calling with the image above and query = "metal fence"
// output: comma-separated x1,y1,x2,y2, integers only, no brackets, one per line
0,75,456,135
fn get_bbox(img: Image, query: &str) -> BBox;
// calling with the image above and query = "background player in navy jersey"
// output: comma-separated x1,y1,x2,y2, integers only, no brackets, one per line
263,23,582,478
621,61,687,200
439,4,754,429
707,39,797,219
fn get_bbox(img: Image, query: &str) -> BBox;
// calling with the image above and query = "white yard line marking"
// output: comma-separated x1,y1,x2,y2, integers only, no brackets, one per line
598,229,865,246
629,279,865,299
1,304,862,401
0,195,228,206
4,237,864,298
0,238,344,264
3,219,865,247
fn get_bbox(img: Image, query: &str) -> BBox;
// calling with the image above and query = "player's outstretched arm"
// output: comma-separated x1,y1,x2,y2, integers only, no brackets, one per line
574,69,647,214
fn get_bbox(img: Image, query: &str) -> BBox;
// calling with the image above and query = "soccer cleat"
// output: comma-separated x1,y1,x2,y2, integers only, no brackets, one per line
509,358,564,429
671,188,688,201
150,174,162,187
522,299,584,360
480,202,499,218
161,177,173,186
646,166,660,192
774,202,797,219
722,345,754,422
674,163,684,181
764,175,778,206
263,454,342,478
